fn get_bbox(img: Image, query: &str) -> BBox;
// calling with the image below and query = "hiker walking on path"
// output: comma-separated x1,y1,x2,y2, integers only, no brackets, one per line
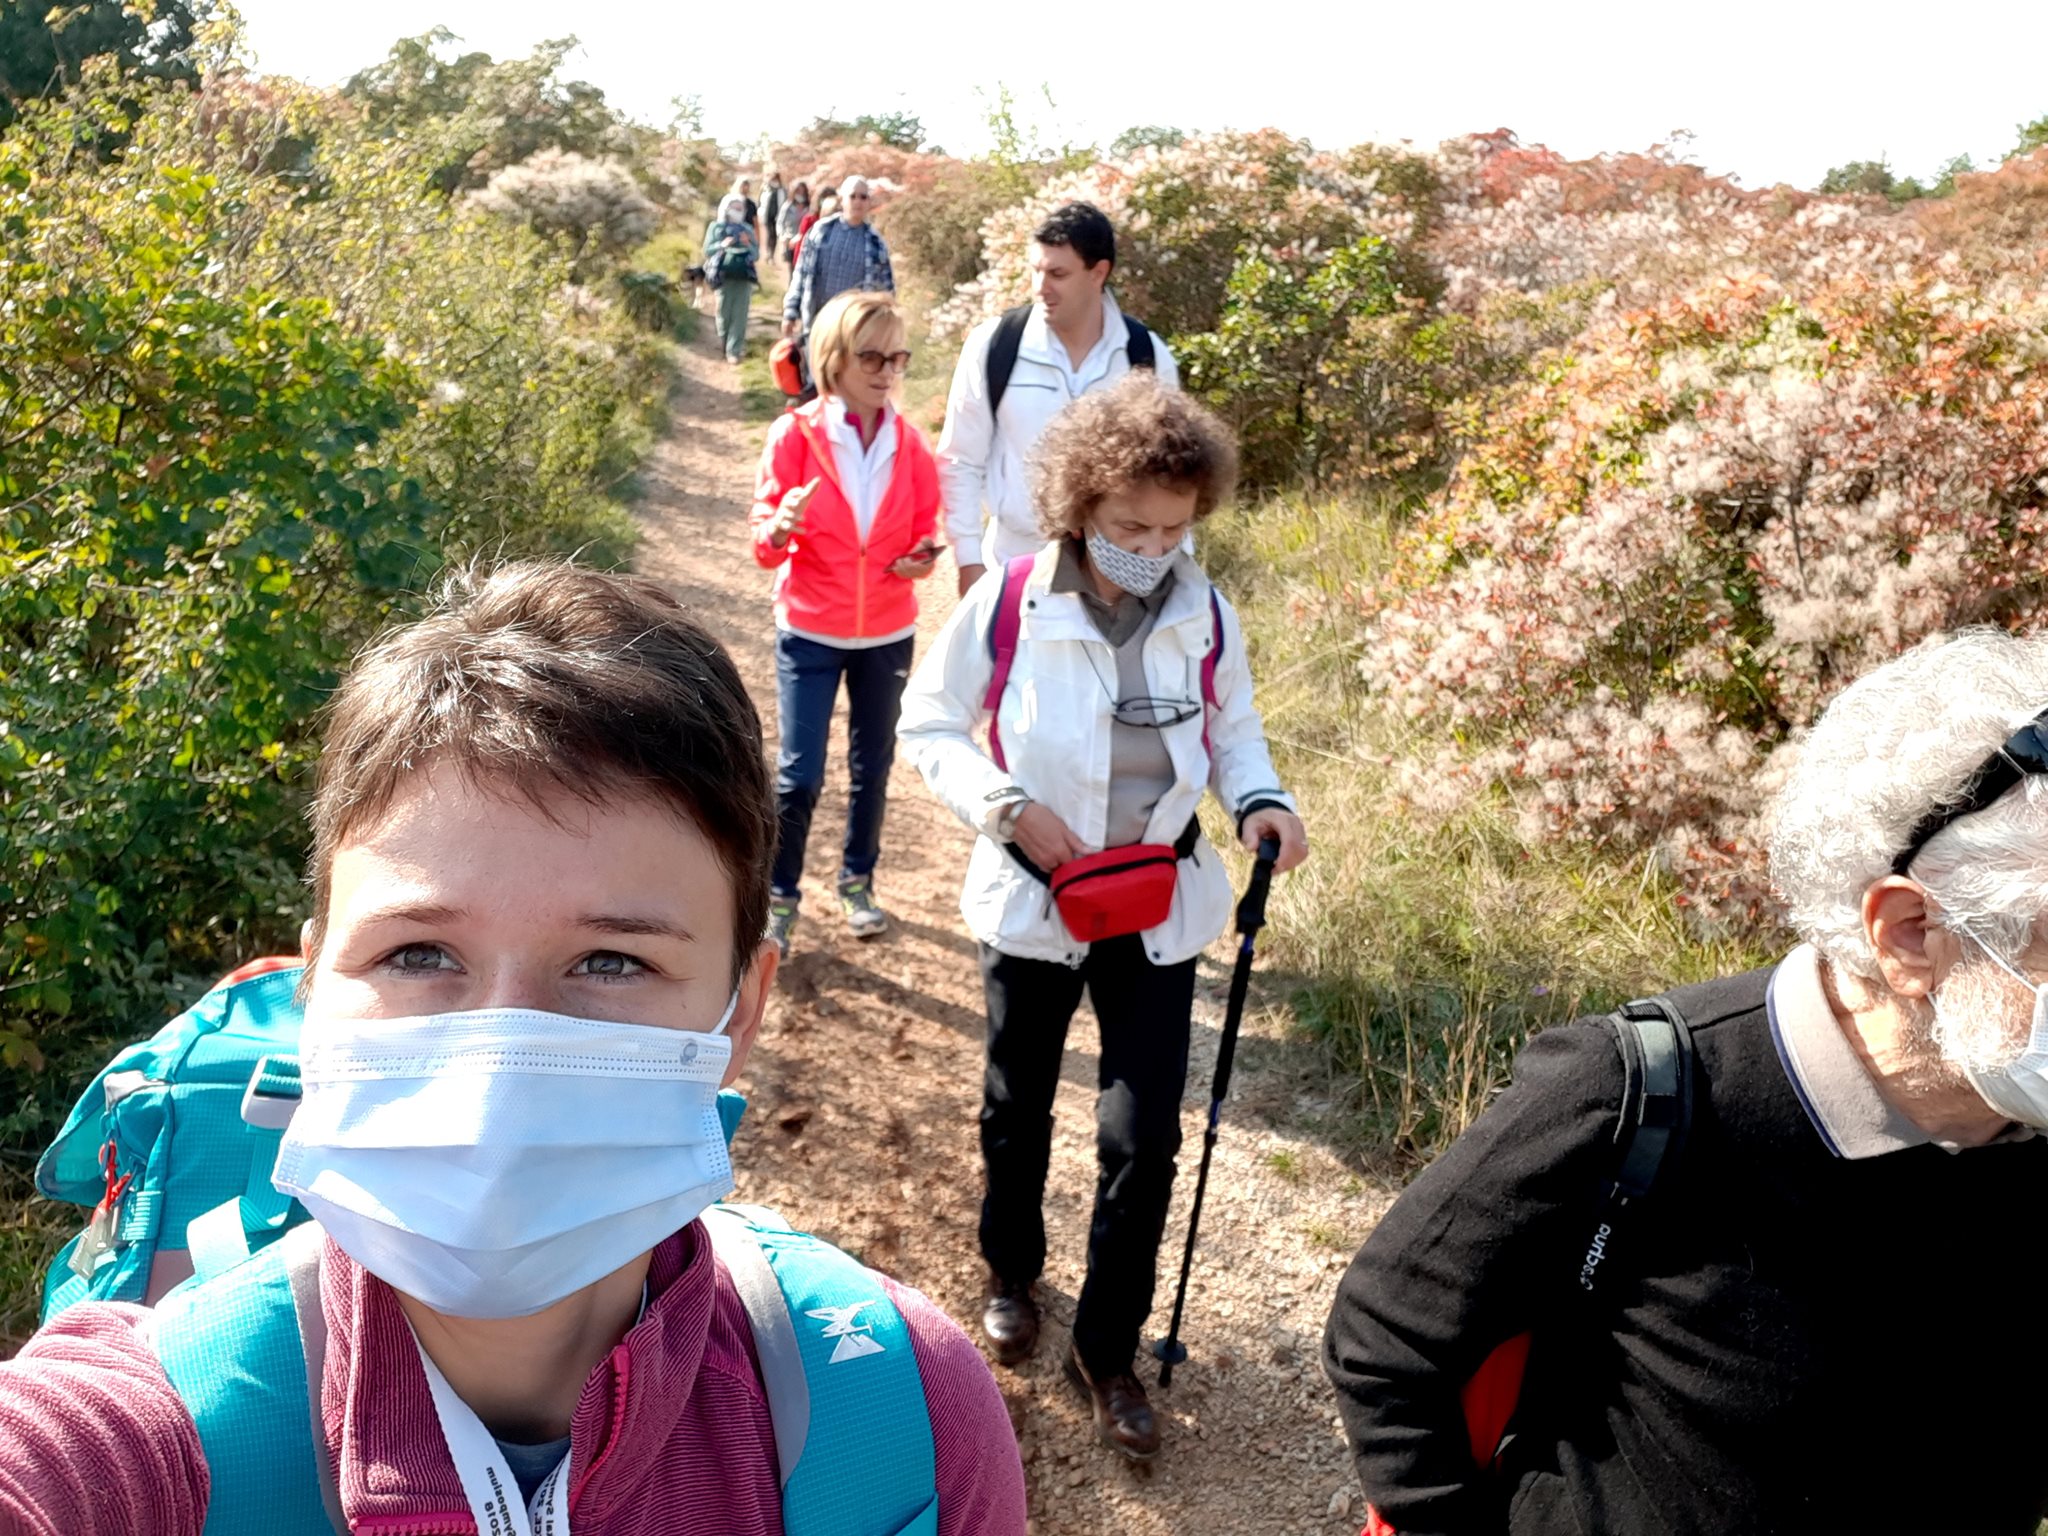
899,376,1308,1462
704,193,759,365
1326,629,2048,1536
778,180,810,271
783,177,894,402
0,562,1025,1536
762,172,786,260
751,292,940,958
730,176,760,238
937,202,1178,597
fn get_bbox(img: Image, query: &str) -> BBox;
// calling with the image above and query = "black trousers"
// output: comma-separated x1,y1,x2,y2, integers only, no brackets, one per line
978,934,1197,1376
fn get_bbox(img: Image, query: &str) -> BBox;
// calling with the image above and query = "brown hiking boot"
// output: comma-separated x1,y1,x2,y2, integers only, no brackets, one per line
1064,1345,1162,1460
980,1272,1041,1367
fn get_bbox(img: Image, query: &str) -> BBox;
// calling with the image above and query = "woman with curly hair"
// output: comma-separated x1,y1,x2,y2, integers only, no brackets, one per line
898,373,1309,1462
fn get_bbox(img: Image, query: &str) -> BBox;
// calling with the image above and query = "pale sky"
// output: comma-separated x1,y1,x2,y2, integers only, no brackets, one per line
233,0,2048,193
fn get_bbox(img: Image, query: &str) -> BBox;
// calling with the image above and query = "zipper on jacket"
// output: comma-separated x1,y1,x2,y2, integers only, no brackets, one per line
566,1339,634,1513
854,414,911,641
856,524,867,638
353,1516,475,1535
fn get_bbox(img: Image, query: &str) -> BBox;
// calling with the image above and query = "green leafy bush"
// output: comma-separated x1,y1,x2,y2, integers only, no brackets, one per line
1180,237,1476,491
618,269,680,332
0,72,666,1142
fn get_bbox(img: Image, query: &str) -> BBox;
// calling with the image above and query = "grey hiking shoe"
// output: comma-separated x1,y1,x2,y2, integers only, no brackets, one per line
767,899,799,959
838,878,889,939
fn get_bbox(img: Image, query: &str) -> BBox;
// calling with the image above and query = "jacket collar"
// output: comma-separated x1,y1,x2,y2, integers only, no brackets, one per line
1019,291,1127,368
824,398,898,452
321,1224,714,1527
795,400,908,508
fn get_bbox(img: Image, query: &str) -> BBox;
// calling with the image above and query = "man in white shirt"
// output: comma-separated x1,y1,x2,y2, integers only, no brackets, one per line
937,203,1179,596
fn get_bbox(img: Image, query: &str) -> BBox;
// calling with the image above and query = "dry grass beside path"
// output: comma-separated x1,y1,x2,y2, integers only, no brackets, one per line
632,304,1382,1533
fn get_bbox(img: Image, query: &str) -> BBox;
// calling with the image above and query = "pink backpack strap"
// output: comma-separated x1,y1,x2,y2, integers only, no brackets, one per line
1200,585,1224,759
982,554,1038,772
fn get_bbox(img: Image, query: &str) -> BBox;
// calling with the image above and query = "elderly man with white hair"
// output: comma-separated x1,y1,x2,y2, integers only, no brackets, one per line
782,174,894,402
1323,628,2048,1536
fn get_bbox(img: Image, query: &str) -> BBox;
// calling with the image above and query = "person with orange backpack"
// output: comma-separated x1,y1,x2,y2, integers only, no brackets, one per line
899,376,1306,1462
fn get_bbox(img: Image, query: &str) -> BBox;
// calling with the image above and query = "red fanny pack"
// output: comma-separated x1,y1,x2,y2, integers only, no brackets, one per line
1048,845,1179,942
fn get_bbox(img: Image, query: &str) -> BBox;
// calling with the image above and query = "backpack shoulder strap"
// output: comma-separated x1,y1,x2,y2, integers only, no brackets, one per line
1606,996,1696,1204
702,1206,938,1536
150,1222,342,1535
1200,585,1224,759
1576,995,1696,1297
981,553,1037,773
984,304,1032,419
1124,315,1156,372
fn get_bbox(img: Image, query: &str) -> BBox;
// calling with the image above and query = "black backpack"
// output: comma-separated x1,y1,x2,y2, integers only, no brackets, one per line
984,302,1156,416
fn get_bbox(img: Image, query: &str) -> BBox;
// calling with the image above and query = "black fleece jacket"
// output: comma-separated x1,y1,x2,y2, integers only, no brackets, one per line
1323,964,2048,1535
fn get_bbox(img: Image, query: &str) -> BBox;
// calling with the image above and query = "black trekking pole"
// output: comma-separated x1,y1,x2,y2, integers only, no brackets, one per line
1153,833,1282,1388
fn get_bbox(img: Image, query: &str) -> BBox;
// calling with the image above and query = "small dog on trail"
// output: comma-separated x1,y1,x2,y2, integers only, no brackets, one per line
682,264,709,311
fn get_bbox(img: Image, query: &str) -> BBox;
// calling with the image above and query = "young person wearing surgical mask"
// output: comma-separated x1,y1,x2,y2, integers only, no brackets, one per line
898,375,1308,1463
0,563,1026,1536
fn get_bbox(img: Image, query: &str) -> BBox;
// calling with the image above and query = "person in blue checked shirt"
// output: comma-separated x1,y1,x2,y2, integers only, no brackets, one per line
783,175,895,402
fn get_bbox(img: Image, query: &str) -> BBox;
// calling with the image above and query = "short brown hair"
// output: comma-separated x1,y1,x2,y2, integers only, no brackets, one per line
809,290,907,397
1032,374,1239,540
306,562,773,985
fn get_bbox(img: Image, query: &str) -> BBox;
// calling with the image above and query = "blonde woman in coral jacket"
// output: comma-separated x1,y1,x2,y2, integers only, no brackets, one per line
898,375,1306,1464
750,291,941,958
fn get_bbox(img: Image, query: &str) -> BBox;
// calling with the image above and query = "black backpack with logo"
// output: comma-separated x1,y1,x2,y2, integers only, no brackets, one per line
984,302,1155,416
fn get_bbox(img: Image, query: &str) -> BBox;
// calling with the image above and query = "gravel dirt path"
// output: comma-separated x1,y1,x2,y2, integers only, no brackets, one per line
633,305,1387,1535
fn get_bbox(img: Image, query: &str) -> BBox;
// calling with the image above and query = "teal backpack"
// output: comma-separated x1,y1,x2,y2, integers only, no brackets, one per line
36,962,939,1536
37,958,311,1319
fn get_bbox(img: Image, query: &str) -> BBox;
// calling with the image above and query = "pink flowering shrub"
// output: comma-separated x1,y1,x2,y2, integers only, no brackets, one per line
1365,262,2048,922
1425,134,1832,311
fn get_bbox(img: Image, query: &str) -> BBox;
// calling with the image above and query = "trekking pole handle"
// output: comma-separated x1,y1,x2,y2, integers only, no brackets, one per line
1236,835,1282,936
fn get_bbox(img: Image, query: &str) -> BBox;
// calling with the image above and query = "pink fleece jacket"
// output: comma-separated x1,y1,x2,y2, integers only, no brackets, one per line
0,1223,1026,1535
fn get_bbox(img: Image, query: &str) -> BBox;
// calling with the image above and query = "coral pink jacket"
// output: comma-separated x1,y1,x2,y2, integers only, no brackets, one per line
0,1223,1026,1535
750,400,942,642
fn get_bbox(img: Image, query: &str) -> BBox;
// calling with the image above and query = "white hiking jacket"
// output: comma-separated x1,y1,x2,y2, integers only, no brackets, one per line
898,545,1295,966
935,293,1181,571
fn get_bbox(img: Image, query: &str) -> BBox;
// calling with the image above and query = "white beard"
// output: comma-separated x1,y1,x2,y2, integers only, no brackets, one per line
1930,951,2036,1076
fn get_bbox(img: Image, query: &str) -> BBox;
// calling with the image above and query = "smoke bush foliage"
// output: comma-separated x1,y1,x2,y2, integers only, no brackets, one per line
1366,253,2048,925
0,71,666,1135
471,148,659,276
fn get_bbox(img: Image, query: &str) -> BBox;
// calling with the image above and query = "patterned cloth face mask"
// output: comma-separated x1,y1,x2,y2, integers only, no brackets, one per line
1086,529,1175,597
273,996,739,1318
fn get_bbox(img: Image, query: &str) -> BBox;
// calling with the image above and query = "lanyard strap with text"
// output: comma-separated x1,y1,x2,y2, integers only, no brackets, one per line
414,1337,571,1536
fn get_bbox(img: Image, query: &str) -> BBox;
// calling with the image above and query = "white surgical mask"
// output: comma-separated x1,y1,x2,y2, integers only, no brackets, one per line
273,996,739,1318
1960,943,2048,1128
1086,529,1175,597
